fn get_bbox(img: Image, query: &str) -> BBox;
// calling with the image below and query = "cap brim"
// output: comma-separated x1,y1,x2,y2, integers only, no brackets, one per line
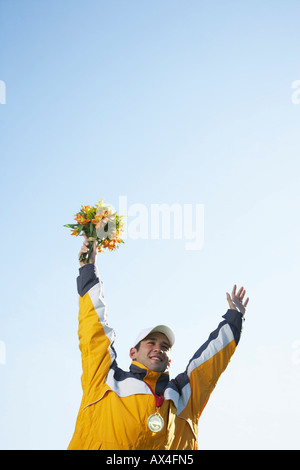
134,324,175,348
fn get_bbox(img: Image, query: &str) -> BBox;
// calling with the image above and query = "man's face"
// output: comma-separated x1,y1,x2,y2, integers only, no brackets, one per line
129,332,171,372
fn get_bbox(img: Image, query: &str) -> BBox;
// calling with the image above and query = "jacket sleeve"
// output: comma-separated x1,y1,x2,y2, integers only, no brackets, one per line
76,264,116,395
168,309,244,428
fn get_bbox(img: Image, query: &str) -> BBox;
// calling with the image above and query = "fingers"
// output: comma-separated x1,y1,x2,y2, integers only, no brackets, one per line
78,238,90,261
232,284,237,299
80,239,90,253
237,286,243,297
80,234,96,252
232,284,250,309
234,285,246,300
78,239,98,267
226,292,235,310
239,288,246,303
82,244,89,253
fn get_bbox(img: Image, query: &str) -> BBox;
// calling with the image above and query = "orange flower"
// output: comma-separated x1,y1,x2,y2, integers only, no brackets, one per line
75,214,89,225
91,216,101,225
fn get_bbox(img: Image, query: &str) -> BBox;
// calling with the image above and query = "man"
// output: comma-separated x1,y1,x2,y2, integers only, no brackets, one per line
68,237,249,450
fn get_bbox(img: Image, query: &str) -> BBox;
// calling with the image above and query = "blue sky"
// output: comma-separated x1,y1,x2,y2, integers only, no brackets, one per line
0,0,300,450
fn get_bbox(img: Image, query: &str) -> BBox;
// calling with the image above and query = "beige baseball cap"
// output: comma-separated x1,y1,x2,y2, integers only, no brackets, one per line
134,325,175,348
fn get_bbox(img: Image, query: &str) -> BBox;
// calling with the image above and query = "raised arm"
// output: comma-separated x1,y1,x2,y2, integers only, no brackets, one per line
167,285,249,430
77,237,116,399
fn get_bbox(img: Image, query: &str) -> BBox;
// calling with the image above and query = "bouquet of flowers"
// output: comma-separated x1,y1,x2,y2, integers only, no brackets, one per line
64,199,125,264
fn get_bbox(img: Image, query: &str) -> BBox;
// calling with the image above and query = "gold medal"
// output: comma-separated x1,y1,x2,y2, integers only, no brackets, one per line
144,382,165,433
147,410,164,433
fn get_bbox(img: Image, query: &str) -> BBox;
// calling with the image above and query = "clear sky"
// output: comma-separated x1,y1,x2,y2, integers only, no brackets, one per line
0,0,299,450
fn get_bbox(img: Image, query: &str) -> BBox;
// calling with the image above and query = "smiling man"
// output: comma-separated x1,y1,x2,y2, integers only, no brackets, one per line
68,237,249,450
129,328,173,373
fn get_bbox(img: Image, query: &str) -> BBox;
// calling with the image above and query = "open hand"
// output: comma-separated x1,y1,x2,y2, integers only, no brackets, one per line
226,285,249,315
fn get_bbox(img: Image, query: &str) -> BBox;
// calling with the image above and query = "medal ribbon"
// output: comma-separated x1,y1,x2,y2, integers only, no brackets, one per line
145,382,165,408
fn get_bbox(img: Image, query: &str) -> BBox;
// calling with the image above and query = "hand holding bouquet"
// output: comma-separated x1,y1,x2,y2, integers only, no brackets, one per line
64,199,125,264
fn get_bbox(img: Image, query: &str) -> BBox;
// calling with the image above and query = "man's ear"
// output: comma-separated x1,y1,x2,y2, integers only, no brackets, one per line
167,358,171,369
129,347,137,361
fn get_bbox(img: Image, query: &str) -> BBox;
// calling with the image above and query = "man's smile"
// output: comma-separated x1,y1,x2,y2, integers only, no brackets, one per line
150,355,163,362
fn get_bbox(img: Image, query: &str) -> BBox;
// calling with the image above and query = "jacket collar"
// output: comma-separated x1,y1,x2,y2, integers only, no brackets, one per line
130,361,170,395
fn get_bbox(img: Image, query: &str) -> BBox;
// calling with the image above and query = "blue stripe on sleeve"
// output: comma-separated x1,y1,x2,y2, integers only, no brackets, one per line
77,264,100,297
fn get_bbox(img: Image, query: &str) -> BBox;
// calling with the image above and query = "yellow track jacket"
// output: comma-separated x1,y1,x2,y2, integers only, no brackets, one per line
68,264,245,450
